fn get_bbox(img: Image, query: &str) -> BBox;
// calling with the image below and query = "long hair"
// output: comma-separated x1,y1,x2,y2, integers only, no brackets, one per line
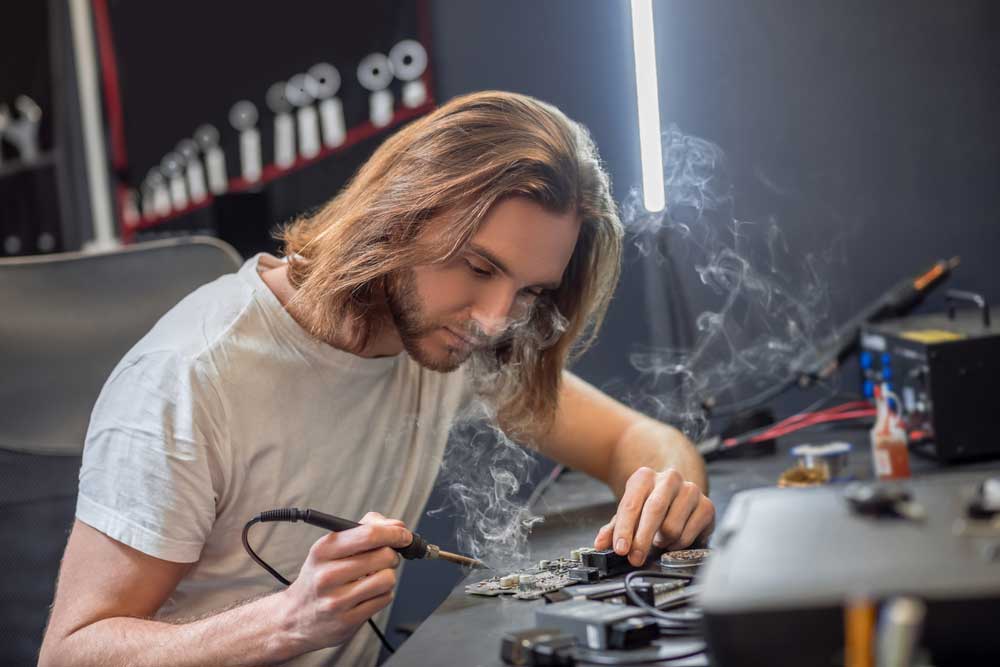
280,91,623,440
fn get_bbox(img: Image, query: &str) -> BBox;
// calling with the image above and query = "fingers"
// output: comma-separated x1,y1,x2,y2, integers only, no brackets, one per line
629,472,683,565
609,467,714,563
360,512,406,528
338,567,397,610
593,515,616,550
667,496,716,550
342,591,394,628
655,481,700,548
611,467,656,557
313,546,400,591
310,522,413,562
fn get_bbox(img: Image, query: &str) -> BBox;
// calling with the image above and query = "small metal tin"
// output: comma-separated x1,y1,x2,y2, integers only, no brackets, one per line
660,548,712,569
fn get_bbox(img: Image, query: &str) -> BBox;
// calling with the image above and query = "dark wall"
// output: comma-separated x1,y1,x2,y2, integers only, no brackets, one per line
430,0,648,387
652,0,1000,335
389,0,1000,649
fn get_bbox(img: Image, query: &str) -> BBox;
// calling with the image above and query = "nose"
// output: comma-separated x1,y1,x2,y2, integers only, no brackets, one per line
470,282,519,338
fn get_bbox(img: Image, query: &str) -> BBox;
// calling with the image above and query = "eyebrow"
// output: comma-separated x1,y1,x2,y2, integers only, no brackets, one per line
467,243,563,290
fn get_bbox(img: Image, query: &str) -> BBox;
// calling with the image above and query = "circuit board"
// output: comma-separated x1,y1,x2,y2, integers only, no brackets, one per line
466,547,712,601
465,547,599,600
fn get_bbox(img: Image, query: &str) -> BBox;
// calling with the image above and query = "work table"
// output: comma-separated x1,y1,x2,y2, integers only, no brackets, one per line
384,429,1000,666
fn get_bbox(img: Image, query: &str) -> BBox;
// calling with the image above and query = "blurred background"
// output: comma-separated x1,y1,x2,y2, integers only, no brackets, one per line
3,0,1000,661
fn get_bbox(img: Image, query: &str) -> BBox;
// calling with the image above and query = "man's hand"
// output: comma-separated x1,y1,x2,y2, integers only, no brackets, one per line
594,467,715,566
277,512,411,656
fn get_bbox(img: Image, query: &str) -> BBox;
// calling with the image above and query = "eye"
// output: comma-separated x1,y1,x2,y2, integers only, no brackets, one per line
465,259,493,277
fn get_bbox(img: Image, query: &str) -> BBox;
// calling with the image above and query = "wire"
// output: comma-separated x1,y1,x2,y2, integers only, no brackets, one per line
573,570,706,664
721,400,875,449
241,518,397,655
737,408,874,444
703,376,799,418
574,570,706,665
527,463,567,509
622,571,701,627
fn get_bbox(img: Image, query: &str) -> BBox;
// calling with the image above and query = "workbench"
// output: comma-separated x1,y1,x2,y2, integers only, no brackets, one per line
384,428,1000,666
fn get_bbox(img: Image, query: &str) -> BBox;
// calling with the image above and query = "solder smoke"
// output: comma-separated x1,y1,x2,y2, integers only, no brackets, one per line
434,124,840,567
430,301,568,568
622,124,840,439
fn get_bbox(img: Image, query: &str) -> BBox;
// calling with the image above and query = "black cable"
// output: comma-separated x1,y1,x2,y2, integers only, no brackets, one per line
241,518,396,655
705,371,856,421
622,571,701,627
703,376,799,418
527,463,567,510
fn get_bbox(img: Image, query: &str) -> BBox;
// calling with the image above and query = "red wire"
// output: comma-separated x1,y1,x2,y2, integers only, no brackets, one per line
722,401,876,447
758,410,875,439
755,401,867,434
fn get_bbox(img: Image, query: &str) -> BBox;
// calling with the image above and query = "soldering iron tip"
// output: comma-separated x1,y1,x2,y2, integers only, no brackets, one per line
438,550,487,569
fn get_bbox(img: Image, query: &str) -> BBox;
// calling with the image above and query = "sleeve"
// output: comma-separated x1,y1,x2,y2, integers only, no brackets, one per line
75,351,228,563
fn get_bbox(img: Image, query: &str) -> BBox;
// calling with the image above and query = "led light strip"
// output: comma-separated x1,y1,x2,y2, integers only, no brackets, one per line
630,0,665,213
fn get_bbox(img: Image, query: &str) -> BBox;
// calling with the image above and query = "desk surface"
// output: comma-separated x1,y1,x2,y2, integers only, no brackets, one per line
384,430,1000,666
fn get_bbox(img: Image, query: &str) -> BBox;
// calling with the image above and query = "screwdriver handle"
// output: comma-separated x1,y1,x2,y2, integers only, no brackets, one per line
259,508,430,560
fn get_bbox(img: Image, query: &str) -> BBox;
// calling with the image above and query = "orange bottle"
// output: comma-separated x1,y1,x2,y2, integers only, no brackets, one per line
870,384,911,480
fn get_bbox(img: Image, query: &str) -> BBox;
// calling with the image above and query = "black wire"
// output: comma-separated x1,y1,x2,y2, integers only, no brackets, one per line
621,571,701,626
527,463,567,510
241,518,291,585
241,518,396,655
703,376,799,418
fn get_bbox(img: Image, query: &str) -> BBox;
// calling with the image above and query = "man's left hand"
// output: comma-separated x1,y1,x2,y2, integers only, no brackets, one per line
594,466,715,566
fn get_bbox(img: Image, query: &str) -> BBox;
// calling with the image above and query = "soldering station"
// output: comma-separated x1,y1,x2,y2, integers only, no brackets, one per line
4,2,1000,667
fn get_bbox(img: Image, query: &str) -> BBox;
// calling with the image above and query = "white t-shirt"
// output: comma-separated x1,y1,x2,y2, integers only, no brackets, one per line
76,253,471,666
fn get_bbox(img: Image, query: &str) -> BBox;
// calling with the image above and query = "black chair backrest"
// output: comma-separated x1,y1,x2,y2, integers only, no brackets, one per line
0,237,242,665
0,236,242,455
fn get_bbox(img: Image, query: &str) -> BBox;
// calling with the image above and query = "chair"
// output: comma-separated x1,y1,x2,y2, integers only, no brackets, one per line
0,236,242,664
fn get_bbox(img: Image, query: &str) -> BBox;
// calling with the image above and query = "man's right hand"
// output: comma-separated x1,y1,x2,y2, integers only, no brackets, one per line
277,511,412,655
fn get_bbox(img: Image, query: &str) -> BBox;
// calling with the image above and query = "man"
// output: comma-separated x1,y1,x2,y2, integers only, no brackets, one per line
39,91,713,666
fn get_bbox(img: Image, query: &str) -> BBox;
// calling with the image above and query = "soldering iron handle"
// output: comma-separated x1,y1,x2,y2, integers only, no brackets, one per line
396,532,429,560
301,509,362,532
301,509,428,560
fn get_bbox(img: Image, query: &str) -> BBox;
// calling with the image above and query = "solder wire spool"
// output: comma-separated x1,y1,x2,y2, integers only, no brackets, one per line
791,441,853,481
659,548,711,581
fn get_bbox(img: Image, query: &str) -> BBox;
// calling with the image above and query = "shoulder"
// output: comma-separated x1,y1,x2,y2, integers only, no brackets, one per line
133,271,258,363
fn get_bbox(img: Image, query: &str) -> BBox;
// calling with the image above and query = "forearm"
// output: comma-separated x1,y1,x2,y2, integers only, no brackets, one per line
606,418,708,498
41,590,302,667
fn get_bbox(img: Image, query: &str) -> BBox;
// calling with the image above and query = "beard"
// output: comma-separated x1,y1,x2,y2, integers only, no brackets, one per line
385,269,478,373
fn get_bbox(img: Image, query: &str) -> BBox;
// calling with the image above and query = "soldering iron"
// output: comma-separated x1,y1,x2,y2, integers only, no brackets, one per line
243,507,485,569
241,508,484,655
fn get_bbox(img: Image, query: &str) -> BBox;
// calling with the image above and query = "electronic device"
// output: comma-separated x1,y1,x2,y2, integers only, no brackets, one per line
859,290,1000,461
699,472,1000,666
492,549,707,665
